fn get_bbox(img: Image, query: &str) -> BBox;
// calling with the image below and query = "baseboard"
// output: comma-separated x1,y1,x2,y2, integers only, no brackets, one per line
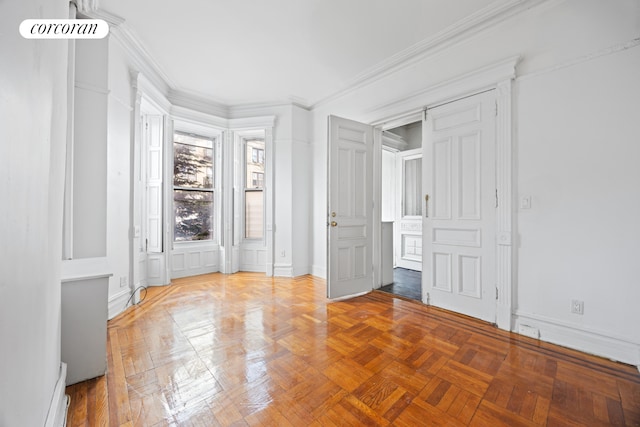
329,290,369,301
44,362,68,427
514,311,640,367
238,265,265,273
108,288,131,320
292,265,311,277
273,266,293,277
311,264,326,279
273,263,293,277
171,266,218,279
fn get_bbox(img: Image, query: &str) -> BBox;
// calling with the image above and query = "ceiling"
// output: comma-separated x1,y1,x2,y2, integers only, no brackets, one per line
100,0,505,107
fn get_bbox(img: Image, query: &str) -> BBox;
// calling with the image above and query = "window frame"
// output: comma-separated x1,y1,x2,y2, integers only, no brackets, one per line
243,137,266,241
172,130,217,244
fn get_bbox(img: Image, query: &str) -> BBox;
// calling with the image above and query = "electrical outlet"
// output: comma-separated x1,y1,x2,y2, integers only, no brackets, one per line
520,195,531,209
571,299,584,315
120,276,128,288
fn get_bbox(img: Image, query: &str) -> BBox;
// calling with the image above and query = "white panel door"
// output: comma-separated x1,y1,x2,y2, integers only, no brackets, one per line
328,116,374,299
395,149,423,271
423,91,496,323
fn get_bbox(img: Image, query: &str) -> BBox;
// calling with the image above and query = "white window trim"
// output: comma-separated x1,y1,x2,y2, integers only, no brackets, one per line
172,129,218,245
241,136,266,242
170,120,223,245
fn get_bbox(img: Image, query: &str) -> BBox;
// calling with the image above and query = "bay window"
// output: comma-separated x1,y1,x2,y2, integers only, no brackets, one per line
173,131,214,242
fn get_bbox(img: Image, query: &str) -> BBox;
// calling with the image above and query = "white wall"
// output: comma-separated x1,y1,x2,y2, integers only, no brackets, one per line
311,0,640,364
514,45,640,360
291,105,312,276
230,103,311,277
381,149,397,222
0,0,69,425
215,106,311,278
106,38,134,316
73,36,108,258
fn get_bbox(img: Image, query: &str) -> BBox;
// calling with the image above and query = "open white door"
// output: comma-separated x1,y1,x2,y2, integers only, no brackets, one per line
423,91,497,323
395,148,423,272
327,115,375,299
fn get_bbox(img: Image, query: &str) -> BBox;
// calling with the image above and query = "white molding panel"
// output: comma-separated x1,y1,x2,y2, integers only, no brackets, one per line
146,254,167,285
171,244,219,279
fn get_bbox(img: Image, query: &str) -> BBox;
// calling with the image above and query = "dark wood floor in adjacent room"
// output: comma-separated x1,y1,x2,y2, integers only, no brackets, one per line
65,272,640,426
379,268,422,301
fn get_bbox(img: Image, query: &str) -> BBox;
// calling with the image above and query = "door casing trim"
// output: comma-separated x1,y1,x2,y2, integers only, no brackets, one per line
370,56,518,330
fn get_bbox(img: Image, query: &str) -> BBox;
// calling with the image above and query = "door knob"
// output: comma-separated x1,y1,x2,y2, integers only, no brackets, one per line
330,221,338,227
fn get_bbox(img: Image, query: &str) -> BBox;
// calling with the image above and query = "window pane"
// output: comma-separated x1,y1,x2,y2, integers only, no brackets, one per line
246,140,265,189
174,139,213,188
174,190,213,241
403,158,422,216
245,190,263,239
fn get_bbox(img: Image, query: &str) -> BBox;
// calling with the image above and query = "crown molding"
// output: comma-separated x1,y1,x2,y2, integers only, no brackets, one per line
170,105,229,130
84,8,124,26
86,8,174,99
168,89,230,119
382,131,408,151
517,36,640,82
72,0,99,15
311,0,548,109
228,101,306,119
134,72,172,114
367,55,521,126
228,115,277,131
169,89,307,120
91,2,537,117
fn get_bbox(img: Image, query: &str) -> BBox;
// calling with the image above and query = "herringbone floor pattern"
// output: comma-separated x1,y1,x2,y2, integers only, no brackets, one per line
66,273,640,426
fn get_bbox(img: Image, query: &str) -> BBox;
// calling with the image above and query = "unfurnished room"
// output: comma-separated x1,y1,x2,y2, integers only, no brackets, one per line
1,0,639,425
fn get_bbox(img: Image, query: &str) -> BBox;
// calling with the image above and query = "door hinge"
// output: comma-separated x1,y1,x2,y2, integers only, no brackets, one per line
423,109,428,121
426,292,430,305
494,101,498,116
495,189,499,208
496,287,499,300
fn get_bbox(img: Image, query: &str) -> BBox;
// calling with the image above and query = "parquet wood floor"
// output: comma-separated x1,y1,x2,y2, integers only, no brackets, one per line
66,273,640,426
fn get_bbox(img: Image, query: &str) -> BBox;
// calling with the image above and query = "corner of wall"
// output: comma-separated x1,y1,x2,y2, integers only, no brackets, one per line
108,288,131,319
311,265,327,280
